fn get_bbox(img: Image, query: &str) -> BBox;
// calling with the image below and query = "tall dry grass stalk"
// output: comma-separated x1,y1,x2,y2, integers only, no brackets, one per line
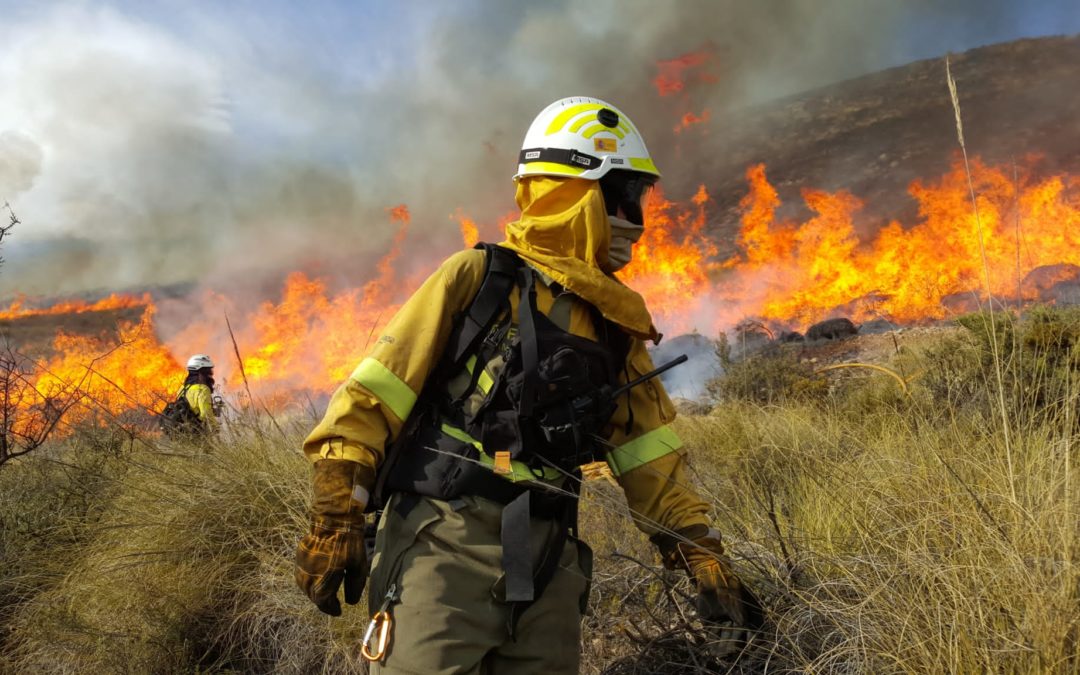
946,55,1017,503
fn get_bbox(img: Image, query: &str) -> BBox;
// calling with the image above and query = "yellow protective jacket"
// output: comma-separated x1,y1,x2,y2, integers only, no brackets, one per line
182,383,219,431
303,177,709,537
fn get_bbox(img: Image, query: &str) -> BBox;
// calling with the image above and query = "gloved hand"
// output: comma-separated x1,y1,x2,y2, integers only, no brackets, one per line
294,459,374,616
655,525,763,658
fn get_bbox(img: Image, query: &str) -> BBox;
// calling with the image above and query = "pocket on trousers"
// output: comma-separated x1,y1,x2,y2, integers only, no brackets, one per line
368,494,443,614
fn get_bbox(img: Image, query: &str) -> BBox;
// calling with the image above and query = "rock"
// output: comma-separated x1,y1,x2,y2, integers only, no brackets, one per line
859,318,898,334
806,317,858,341
778,330,804,343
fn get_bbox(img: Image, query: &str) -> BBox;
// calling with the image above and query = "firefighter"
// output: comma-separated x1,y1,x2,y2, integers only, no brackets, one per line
180,354,219,432
294,97,761,673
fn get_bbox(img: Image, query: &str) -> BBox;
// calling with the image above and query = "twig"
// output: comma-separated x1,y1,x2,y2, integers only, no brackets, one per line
0,202,18,269
224,311,255,409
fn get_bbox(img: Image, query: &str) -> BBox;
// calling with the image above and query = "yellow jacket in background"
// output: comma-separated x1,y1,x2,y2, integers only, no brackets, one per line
183,383,219,431
303,176,709,537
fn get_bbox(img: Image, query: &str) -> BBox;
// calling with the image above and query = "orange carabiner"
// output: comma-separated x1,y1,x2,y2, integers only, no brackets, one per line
361,610,392,662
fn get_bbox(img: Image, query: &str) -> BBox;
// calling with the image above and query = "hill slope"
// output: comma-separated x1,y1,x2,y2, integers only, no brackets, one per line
697,36,1080,238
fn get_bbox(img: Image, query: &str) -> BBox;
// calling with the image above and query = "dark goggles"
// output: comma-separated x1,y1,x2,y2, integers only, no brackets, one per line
599,170,657,226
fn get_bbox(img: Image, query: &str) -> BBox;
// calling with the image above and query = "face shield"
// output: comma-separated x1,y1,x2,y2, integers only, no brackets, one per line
599,170,656,226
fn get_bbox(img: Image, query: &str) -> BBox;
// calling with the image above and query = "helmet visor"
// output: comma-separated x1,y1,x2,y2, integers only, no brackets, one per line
599,170,657,226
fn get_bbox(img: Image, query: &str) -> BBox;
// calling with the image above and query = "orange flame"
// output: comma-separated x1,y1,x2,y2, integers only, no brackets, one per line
0,292,150,320
623,159,1080,333
716,159,1080,326
386,204,411,224
619,185,718,333
27,305,182,429
19,206,424,430
653,48,718,97
16,157,1080,429
674,110,710,134
454,210,481,248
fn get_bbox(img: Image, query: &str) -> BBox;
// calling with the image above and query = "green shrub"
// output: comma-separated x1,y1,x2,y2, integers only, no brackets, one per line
709,345,828,404
910,307,1080,429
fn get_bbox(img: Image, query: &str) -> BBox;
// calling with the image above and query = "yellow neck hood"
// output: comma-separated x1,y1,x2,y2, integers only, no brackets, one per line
499,176,659,342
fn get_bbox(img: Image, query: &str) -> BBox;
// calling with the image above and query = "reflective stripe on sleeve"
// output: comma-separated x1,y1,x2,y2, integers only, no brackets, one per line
605,425,683,477
349,357,417,422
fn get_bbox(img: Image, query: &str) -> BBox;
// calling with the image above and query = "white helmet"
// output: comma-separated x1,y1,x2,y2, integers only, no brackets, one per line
186,354,214,371
515,96,660,182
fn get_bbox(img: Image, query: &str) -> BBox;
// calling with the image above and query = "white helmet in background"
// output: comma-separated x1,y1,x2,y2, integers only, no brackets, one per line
186,354,214,371
515,96,661,181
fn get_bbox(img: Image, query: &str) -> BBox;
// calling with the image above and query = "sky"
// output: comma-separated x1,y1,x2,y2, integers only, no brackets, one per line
1,0,1079,300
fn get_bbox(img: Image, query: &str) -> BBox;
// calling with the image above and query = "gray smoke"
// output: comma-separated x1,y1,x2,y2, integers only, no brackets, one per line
649,333,722,401
0,131,43,198
1,1,1075,298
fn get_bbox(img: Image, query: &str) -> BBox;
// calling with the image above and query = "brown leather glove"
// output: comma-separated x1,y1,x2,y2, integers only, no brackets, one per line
295,459,374,616
655,525,763,658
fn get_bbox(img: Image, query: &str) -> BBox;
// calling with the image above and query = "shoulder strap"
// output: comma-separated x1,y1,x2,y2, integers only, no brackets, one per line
445,243,521,369
176,383,192,402
516,265,540,419
372,243,520,511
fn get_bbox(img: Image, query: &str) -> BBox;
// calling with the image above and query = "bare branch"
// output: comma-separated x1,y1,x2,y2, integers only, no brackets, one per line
0,201,18,268
0,344,82,467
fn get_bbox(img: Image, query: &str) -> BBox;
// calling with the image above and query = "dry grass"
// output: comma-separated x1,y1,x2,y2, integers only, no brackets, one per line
0,310,1078,674
0,415,366,674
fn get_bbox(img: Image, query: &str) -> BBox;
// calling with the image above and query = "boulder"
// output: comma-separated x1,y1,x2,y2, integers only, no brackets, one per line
806,317,858,341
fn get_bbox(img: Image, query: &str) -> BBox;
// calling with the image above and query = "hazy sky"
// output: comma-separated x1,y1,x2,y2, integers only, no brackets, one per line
1,0,1078,299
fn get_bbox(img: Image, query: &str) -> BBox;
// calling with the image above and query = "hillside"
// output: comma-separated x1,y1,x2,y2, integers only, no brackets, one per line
696,35,1080,246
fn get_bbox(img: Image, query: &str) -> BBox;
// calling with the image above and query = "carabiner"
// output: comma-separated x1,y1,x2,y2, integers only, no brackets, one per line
361,583,397,662
360,610,392,661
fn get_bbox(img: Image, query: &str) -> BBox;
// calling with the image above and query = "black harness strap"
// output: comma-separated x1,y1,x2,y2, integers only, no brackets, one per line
500,266,544,612
448,244,520,368
501,492,534,603
517,266,540,420
506,476,580,636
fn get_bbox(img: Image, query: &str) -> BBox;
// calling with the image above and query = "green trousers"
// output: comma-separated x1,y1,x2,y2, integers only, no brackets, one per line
367,493,591,675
